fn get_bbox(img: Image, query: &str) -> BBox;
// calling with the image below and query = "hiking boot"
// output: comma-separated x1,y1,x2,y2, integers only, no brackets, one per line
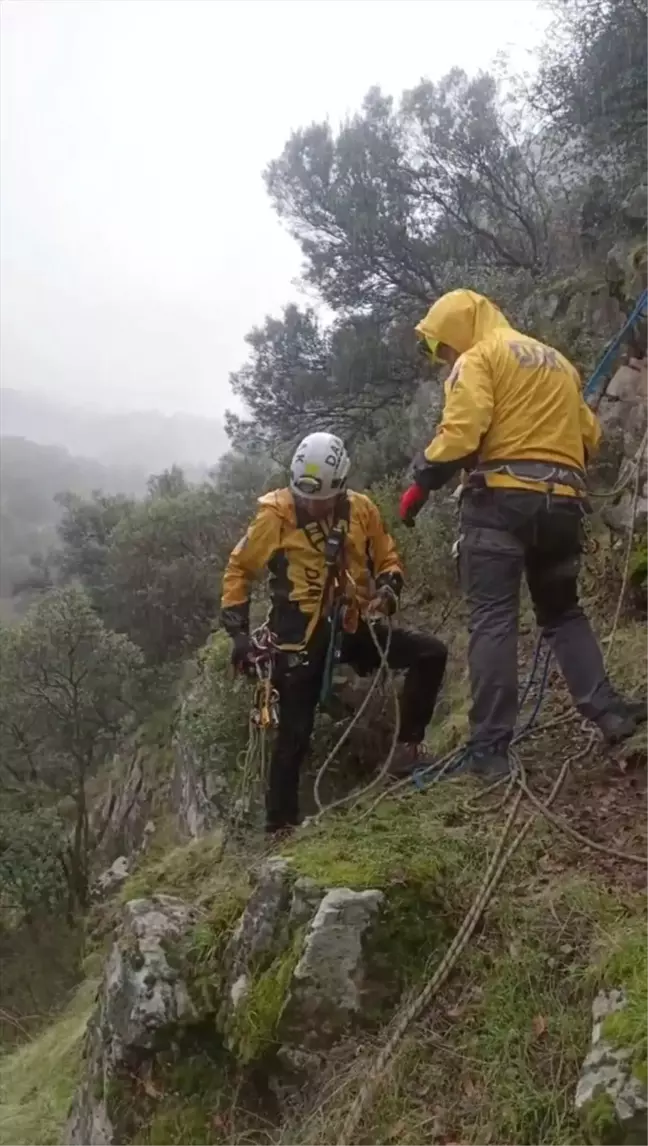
596,699,647,745
621,697,647,725
460,747,511,780
264,821,299,841
389,742,437,778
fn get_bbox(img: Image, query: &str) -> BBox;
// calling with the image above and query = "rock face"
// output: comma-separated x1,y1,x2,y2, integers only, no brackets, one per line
575,988,647,1145
65,895,200,1145
171,717,223,839
91,747,156,864
278,887,383,1065
170,637,248,839
597,359,648,533
92,855,132,901
219,861,384,1073
622,184,648,230
66,860,390,1143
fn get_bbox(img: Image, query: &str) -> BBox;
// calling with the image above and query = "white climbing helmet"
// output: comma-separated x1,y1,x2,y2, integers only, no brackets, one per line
289,432,351,500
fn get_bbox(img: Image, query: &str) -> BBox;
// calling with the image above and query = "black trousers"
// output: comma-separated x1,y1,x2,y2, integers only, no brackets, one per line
459,488,620,749
266,621,447,830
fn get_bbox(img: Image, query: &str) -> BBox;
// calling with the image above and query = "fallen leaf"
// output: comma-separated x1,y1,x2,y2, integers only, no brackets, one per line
141,1077,163,1099
446,1003,465,1019
463,1077,479,1100
532,1013,548,1037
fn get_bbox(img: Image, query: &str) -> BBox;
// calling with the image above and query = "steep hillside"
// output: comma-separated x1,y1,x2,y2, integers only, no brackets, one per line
0,436,147,611
0,4,645,1143
0,388,228,476
1,504,645,1146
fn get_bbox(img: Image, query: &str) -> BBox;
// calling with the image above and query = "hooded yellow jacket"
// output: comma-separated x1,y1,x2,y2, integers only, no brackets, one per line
220,488,403,650
413,290,601,497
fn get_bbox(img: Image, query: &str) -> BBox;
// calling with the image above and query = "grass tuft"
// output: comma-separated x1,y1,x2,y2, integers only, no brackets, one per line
0,979,98,1146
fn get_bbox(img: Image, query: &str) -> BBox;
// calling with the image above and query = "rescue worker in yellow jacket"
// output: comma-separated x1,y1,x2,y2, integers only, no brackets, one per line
400,289,645,778
222,431,447,833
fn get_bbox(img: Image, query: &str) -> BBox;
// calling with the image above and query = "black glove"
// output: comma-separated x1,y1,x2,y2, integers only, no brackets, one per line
367,583,399,619
231,633,253,673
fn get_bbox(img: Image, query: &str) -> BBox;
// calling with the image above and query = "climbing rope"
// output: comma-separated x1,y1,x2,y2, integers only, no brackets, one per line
312,616,400,817
336,462,644,1145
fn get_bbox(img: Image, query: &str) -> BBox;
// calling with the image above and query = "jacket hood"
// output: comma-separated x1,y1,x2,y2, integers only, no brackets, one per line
257,488,296,523
415,289,512,355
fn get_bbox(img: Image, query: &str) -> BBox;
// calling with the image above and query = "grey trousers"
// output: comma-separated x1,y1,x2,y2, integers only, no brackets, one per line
459,488,621,750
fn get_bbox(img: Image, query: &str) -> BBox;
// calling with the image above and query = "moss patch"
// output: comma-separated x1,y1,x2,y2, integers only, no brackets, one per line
598,924,648,1082
120,832,246,912
286,786,486,894
227,930,304,1064
181,889,250,1013
580,1092,621,1146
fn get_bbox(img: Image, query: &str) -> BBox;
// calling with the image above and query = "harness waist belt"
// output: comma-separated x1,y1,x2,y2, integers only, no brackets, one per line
474,458,587,493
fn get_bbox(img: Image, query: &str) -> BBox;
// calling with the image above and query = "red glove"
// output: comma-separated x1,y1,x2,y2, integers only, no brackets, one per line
399,484,428,527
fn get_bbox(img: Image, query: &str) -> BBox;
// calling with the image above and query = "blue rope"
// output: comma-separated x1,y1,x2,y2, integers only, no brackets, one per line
583,288,647,403
412,634,552,789
513,642,551,741
518,634,545,711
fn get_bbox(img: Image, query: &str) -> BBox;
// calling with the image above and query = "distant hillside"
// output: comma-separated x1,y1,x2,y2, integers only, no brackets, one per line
0,436,150,609
0,388,228,475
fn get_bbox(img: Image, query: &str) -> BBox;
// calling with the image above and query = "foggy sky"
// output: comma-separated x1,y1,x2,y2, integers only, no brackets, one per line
0,0,549,420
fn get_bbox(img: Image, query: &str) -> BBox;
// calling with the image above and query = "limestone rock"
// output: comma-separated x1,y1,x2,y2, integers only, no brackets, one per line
170,662,234,838
279,887,383,1056
66,858,405,1137
225,858,293,986
597,360,648,534
92,855,131,901
575,988,647,1145
171,724,222,839
65,895,199,1145
622,184,648,229
91,747,155,863
566,286,623,349
289,876,325,927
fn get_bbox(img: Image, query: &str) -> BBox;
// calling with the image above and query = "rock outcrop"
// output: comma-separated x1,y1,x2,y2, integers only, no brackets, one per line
91,746,157,864
65,859,391,1143
169,636,249,839
65,896,200,1145
597,358,648,533
575,988,647,1145
278,886,383,1071
622,184,648,232
92,855,132,901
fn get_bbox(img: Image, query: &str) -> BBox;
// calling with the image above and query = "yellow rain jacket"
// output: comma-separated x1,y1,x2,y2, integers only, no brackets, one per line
414,290,602,497
220,488,403,650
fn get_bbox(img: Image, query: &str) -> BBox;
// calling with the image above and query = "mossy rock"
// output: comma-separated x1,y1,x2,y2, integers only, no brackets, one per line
225,930,305,1064
601,932,648,1089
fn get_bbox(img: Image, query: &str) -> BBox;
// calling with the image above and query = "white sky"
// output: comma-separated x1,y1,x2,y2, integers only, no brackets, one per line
0,0,550,419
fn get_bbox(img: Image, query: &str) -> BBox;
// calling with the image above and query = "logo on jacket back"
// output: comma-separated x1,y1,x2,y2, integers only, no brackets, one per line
509,340,564,371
